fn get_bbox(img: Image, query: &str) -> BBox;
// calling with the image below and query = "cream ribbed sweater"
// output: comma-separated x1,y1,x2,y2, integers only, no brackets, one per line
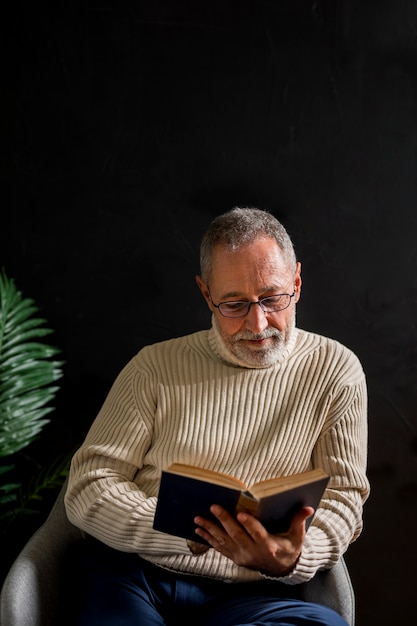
65,325,369,585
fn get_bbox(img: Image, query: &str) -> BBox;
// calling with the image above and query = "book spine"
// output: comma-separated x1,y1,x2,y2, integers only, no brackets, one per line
236,491,258,516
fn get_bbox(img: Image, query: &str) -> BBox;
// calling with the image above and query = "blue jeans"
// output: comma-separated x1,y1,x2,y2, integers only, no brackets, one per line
75,540,348,626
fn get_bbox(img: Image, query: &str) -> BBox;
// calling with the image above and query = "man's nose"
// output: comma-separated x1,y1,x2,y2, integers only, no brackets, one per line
244,302,269,334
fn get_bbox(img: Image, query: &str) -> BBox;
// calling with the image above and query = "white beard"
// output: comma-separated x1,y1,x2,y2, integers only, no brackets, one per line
212,313,297,368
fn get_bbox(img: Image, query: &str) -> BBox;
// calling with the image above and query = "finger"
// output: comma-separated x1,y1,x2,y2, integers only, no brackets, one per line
193,513,227,546
237,506,314,543
235,511,268,540
209,505,254,545
194,524,229,555
194,506,237,540
291,506,315,530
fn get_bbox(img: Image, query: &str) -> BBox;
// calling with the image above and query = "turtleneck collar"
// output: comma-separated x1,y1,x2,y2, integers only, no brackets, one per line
207,314,298,369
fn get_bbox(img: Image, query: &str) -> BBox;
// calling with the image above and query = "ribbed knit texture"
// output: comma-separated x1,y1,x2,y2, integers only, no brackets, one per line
65,326,369,585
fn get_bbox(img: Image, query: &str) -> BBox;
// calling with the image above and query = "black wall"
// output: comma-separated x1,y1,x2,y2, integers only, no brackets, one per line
2,2,416,624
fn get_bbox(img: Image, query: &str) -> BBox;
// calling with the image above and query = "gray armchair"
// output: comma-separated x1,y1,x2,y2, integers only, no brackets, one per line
0,480,355,625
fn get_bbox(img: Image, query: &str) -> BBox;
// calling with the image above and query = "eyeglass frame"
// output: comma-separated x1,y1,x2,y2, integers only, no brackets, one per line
208,288,296,318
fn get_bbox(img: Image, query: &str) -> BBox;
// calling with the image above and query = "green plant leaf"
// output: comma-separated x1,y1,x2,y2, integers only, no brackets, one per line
0,269,64,459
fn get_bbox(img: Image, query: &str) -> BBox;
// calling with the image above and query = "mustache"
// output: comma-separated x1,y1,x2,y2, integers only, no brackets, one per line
234,328,283,341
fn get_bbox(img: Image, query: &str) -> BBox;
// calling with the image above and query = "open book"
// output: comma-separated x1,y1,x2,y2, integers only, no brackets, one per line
153,463,329,543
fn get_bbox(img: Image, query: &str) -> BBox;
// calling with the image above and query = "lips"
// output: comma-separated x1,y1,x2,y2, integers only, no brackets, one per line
243,337,271,346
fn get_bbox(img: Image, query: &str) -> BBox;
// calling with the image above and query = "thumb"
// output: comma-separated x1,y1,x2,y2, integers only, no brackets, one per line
292,506,315,531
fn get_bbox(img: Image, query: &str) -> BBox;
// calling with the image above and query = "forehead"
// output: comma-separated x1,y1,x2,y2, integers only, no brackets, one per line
210,238,292,296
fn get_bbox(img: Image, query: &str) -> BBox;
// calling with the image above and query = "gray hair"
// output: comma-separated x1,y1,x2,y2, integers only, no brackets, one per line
199,207,297,282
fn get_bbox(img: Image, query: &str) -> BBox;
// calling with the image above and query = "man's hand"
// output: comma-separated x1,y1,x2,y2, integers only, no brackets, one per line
193,505,314,577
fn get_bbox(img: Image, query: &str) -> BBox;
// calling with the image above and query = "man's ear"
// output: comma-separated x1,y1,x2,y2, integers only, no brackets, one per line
195,275,212,309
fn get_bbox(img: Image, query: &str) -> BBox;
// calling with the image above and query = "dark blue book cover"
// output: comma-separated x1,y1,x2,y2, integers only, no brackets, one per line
153,466,329,544
153,471,243,543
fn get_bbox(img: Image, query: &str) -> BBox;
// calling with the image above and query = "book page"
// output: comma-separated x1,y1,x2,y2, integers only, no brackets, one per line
249,468,329,499
167,463,248,490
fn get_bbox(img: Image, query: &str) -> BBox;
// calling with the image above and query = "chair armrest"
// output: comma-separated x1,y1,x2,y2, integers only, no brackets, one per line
297,558,355,626
0,479,83,626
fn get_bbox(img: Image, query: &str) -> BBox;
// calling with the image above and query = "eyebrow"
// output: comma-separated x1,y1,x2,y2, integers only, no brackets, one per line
218,284,290,301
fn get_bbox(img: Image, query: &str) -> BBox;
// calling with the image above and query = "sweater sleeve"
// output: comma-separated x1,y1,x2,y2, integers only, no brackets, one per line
64,357,193,557
282,359,370,584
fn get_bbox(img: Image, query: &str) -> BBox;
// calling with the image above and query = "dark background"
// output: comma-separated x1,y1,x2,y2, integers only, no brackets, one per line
2,1,417,624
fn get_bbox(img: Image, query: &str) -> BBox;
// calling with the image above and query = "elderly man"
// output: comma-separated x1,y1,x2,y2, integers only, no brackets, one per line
65,207,369,625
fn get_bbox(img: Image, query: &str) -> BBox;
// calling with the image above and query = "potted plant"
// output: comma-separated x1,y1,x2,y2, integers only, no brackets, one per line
0,269,66,577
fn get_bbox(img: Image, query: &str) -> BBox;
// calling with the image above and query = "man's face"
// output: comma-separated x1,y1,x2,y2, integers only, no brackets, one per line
196,237,302,367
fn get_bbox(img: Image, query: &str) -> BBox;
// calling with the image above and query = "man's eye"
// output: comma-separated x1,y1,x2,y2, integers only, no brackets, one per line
223,301,246,311
262,296,281,306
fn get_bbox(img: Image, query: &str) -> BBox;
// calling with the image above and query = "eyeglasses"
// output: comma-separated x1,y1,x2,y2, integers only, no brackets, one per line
209,290,296,318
